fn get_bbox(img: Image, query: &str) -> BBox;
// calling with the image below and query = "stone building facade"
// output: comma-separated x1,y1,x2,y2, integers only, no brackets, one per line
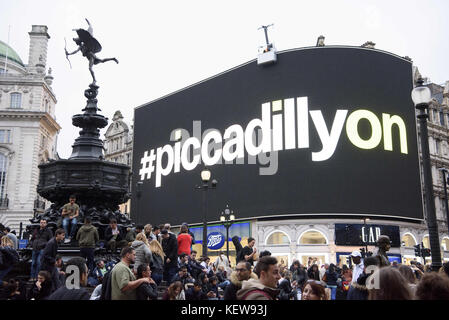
0,25,60,232
104,110,132,214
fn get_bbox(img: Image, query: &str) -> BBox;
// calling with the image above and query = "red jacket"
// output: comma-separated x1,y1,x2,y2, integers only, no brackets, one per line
177,233,192,255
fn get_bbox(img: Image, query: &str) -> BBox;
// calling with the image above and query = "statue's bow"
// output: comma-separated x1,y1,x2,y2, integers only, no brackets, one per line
64,38,72,69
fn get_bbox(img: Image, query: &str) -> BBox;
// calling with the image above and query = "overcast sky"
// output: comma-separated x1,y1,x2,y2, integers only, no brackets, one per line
1,0,448,159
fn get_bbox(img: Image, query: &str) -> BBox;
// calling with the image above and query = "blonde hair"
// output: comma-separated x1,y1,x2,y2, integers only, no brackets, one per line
136,232,149,247
144,224,152,233
1,236,13,247
149,239,165,258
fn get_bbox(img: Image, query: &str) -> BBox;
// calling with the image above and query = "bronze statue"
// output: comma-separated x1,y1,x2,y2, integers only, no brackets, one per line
373,235,391,267
65,19,118,85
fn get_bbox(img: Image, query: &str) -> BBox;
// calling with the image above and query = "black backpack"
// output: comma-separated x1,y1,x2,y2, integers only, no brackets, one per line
100,270,112,300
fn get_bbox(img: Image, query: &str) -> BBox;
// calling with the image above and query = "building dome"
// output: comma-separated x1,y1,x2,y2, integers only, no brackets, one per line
0,40,25,67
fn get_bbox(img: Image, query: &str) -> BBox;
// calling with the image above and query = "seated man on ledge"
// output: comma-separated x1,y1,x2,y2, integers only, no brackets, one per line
105,219,128,253
61,195,79,244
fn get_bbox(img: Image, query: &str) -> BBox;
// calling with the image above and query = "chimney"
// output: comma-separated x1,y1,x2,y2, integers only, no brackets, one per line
28,25,50,74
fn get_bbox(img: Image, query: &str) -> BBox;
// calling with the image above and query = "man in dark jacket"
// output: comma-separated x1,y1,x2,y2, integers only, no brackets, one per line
185,280,208,300
188,250,205,279
161,229,178,283
105,219,128,253
29,218,53,281
292,263,308,288
136,263,158,300
40,228,65,290
76,216,99,273
171,265,194,286
47,257,90,300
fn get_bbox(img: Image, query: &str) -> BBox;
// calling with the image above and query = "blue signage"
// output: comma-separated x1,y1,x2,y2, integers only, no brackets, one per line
18,239,28,249
207,232,225,250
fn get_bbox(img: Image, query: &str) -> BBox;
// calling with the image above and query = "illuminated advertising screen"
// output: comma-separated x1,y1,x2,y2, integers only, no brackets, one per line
132,46,423,225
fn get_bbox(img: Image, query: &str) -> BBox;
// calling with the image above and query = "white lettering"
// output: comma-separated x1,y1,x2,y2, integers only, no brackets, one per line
310,109,348,161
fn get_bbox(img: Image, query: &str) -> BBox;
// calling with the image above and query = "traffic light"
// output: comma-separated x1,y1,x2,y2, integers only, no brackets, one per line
414,244,421,257
421,248,431,257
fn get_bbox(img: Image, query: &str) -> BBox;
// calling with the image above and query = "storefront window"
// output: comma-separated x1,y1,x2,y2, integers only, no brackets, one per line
402,234,417,247
266,231,290,245
442,238,449,251
299,230,327,244
422,236,430,249
300,254,327,267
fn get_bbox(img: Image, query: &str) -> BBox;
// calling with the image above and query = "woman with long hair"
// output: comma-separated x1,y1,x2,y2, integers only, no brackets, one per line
398,265,417,295
301,280,327,300
162,281,185,300
131,232,152,272
149,239,165,285
368,266,412,300
0,236,19,283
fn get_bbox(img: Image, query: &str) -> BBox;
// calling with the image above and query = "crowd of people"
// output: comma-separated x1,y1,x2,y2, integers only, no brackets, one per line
1,212,449,300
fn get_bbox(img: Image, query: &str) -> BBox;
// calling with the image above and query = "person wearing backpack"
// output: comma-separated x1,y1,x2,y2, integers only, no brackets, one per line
0,236,20,284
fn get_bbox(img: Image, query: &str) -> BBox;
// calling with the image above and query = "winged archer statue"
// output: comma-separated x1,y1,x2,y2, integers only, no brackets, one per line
65,19,118,85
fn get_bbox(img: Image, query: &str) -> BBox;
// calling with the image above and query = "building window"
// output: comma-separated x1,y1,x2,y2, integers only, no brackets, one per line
298,230,327,244
0,154,7,200
0,68,6,74
401,234,417,247
10,93,22,108
126,153,131,165
433,109,438,123
0,130,11,143
266,231,290,245
440,111,445,126
436,139,441,156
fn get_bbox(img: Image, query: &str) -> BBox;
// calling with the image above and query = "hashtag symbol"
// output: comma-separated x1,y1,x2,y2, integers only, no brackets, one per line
139,150,156,180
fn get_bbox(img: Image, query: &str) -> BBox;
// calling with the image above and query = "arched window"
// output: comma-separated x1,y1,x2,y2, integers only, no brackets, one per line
442,238,449,251
402,233,417,247
422,235,430,249
0,154,7,199
10,93,22,108
298,230,327,245
265,231,290,245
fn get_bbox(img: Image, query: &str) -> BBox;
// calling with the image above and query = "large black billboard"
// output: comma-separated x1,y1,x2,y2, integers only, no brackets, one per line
132,46,423,225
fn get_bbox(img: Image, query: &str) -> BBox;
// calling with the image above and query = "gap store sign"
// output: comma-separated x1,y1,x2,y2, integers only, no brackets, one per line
133,46,423,225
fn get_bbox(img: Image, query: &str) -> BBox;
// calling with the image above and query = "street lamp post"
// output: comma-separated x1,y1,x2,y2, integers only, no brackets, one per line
220,204,235,261
197,167,217,257
438,168,449,235
412,78,442,271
